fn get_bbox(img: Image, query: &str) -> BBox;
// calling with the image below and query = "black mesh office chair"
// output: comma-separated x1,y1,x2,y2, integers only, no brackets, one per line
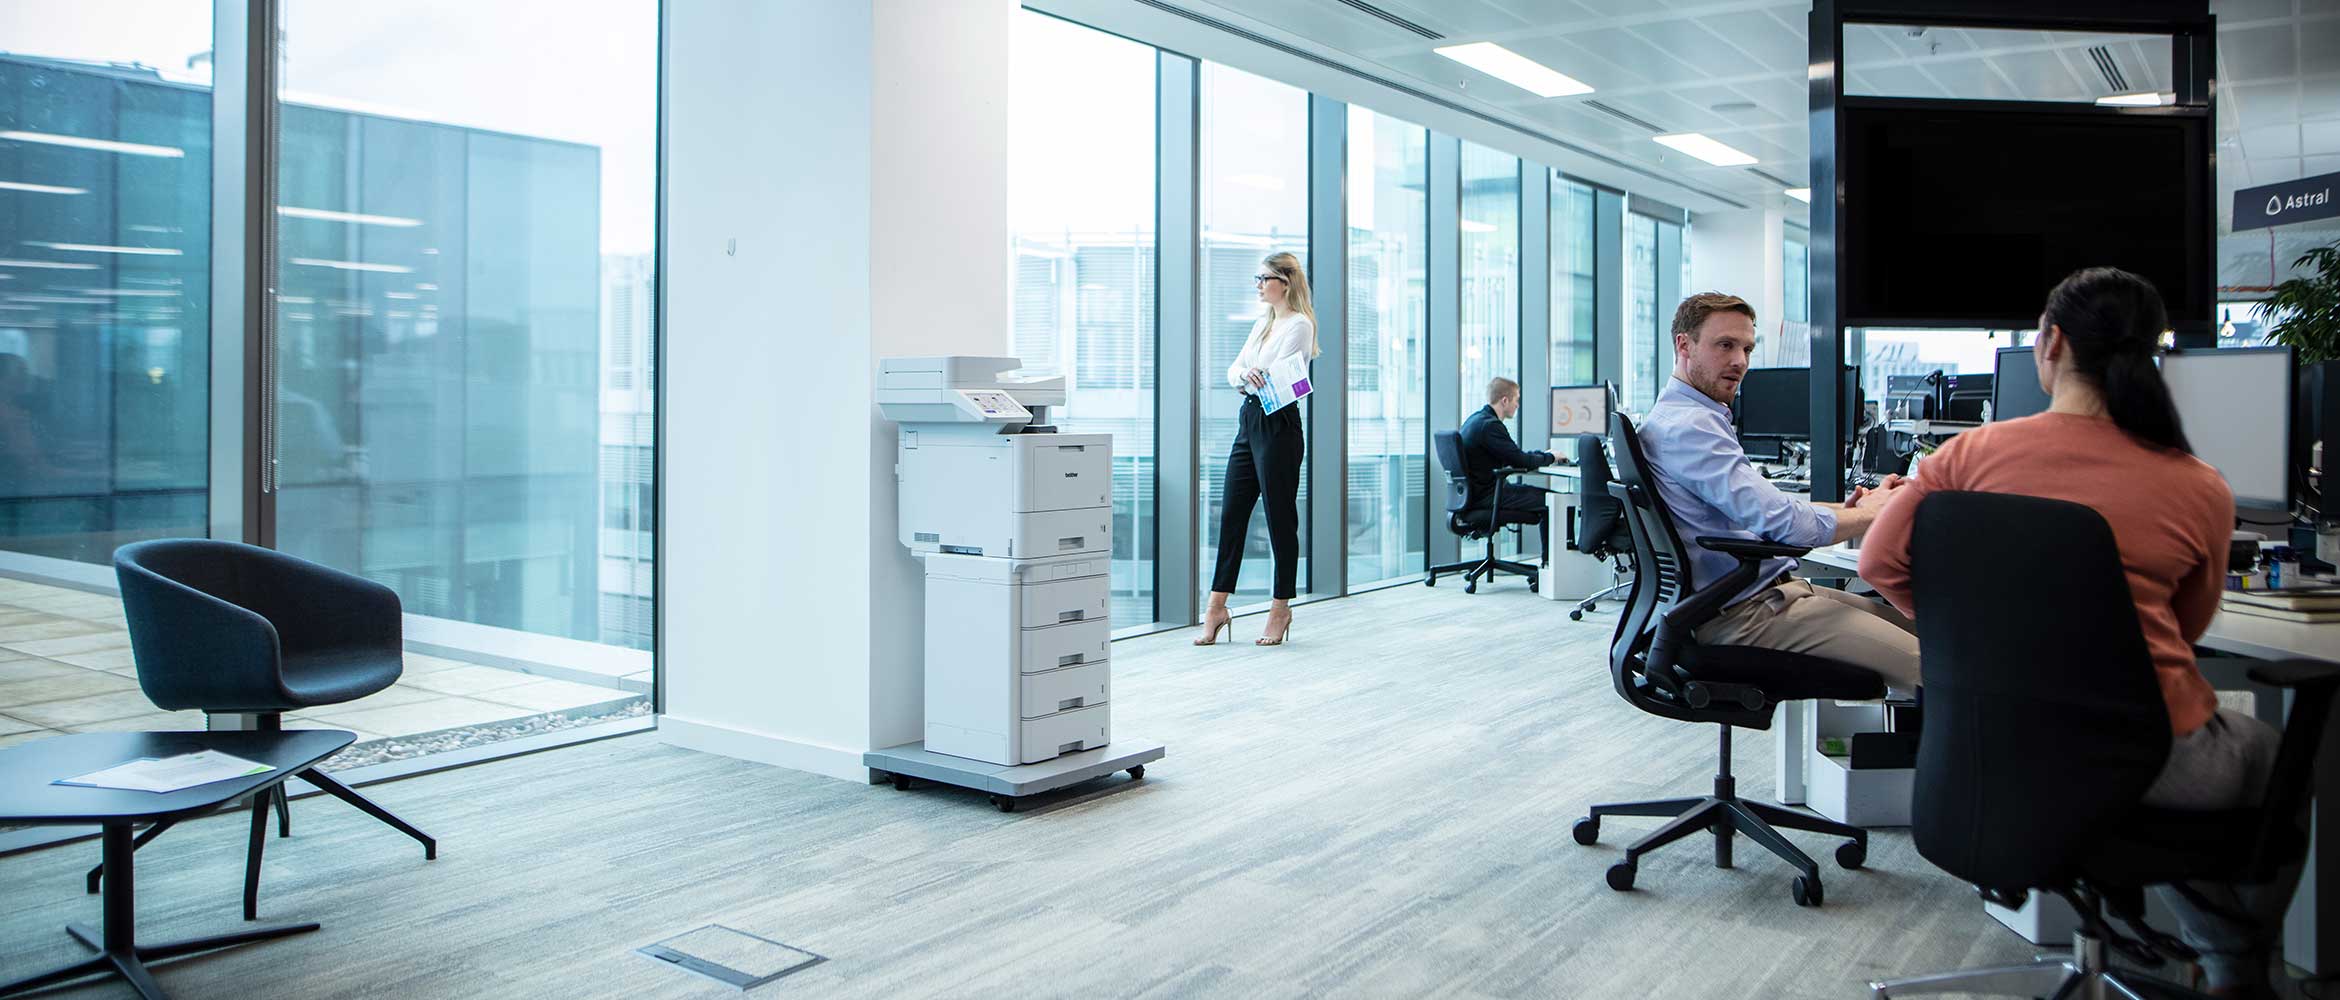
1870,492,2340,999
1567,432,1634,622
1572,412,1883,907
1425,428,1539,594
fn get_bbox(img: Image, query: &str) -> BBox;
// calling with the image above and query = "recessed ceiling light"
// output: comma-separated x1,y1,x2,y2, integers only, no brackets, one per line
0,180,88,195
1653,133,1757,167
1784,187,1812,203
23,241,182,256
0,130,184,158
1432,42,1593,98
2096,92,2173,107
290,256,414,274
278,205,424,228
0,259,100,270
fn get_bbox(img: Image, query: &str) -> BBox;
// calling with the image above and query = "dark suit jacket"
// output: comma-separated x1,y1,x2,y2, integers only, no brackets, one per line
1459,404,1554,513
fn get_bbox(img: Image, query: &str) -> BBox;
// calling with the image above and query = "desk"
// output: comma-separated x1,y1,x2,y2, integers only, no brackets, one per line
1785,546,2340,972
1515,467,1612,603
0,730,352,1000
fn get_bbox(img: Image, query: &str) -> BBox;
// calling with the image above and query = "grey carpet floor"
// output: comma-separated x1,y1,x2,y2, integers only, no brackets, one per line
0,581,2098,998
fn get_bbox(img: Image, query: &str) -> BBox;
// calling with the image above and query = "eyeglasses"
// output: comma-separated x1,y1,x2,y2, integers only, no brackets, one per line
1253,273,1287,285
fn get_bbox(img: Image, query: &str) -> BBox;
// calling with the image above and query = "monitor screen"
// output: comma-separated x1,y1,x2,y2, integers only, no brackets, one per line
1841,103,2210,329
1551,384,1610,440
1992,347,2051,421
1735,368,1808,438
2160,347,2293,510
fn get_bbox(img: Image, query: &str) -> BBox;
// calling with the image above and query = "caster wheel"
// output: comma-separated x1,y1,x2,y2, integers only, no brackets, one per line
890,774,913,791
1568,609,1584,622
1571,818,1599,846
1528,577,1540,593
1836,840,1866,871
1424,577,1436,587
1605,862,1636,892
991,795,1019,813
1127,765,1145,780
1792,875,1823,907
1464,582,1478,594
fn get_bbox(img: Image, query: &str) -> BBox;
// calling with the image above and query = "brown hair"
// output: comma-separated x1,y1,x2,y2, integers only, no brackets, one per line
1670,292,1756,341
1488,377,1521,404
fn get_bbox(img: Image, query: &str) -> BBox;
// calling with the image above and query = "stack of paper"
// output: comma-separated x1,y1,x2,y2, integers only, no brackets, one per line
55,751,276,794
2223,586,2340,625
1255,352,1313,414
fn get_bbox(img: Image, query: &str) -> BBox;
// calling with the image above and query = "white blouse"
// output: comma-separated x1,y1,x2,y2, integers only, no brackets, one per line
1226,312,1315,393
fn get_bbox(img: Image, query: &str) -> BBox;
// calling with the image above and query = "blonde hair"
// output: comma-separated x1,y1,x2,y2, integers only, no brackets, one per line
1250,251,1320,359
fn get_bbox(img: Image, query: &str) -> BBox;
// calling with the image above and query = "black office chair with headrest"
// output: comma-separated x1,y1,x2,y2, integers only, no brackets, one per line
1572,412,1884,907
1566,432,1634,622
1870,492,2340,999
1425,428,1539,595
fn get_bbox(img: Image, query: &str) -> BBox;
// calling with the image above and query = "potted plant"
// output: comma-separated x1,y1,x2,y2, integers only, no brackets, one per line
2261,239,2340,362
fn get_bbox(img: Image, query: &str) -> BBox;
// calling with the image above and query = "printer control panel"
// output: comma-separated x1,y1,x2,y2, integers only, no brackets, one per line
958,390,1031,423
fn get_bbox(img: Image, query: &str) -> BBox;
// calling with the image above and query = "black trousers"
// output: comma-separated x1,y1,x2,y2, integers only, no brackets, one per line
1496,484,1553,564
1212,395,1304,600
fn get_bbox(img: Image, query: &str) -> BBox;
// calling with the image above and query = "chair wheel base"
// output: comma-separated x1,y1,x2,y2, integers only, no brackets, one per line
1606,863,1636,891
1793,875,1823,907
1837,841,1866,871
1572,818,1599,845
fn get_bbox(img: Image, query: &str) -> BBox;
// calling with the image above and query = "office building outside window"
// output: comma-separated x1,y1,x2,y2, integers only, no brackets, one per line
1627,214,1661,410
0,11,212,564
1008,10,1157,626
1197,63,1308,606
1345,108,1426,588
1458,142,1520,430
1551,177,1596,387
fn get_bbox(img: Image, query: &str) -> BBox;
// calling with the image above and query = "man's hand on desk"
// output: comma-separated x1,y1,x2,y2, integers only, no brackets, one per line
1846,474,1907,510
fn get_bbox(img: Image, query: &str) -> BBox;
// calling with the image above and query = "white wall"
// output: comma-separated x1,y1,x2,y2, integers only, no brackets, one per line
1689,208,1787,343
662,0,1014,780
866,0,1016,750
661,0,876,778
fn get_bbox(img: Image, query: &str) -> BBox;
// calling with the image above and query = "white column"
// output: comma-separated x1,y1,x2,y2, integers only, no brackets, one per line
1687,208,1786,345
660,0,1015,781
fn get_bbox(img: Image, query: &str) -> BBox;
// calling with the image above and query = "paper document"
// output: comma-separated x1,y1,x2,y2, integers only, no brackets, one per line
1255,352,1313,414
56,751,275,793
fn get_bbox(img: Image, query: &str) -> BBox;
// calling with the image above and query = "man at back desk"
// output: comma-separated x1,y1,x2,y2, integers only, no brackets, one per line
1461,377,1561,563
1638,292,1921,696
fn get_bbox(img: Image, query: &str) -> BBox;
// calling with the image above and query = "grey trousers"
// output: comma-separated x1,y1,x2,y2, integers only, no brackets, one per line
2142,707,2294,990
1692,579,1923,698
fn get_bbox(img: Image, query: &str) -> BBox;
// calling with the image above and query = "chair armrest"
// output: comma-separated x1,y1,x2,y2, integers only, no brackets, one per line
237,547,403,659
2244,659,2340,690
114,562,285,710
1695,536,1811,560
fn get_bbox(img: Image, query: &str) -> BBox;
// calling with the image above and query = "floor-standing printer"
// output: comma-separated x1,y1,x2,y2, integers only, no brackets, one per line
864,356,1165,811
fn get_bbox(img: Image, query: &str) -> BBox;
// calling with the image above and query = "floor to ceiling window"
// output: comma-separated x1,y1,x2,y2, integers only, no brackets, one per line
1197,63,1308,605
1458,143,1520,430
1627,213,1661,410
265,0,658,755
0,5,211,564
1008,10,1157,627
1551,177,1596,388
1345,108,1426,589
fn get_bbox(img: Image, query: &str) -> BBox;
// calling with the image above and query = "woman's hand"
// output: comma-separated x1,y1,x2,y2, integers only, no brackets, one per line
1244,368,1267,390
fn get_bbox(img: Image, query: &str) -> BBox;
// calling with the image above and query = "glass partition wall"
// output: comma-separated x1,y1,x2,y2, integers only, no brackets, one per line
0,1,660,773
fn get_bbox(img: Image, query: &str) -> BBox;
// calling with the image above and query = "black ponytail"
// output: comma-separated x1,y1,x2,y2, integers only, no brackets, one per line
2041,267,2193,455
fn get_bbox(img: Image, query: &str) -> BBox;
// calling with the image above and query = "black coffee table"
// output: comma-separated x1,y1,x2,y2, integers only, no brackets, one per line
0,730,355,1000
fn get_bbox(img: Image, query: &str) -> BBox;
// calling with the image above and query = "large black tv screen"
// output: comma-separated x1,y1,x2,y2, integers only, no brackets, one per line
1840,103,2210,328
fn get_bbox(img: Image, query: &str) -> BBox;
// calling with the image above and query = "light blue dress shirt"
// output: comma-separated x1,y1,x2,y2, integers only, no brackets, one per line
1637,377,1838,609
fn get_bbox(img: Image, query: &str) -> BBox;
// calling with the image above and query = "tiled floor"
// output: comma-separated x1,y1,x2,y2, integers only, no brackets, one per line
0,576,642,756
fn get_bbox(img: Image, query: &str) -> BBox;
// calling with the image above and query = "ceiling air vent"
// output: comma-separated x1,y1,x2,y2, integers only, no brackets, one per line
1332,0,1443,40
1583,101,1666,135
1747,168,1799,188
2088,45,2129,92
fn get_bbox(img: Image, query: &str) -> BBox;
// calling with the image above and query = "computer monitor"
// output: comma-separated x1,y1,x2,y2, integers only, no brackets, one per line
1550,384,1611,440
1735,367,1809,438
2160,346,2294,512
1991,347,2051,421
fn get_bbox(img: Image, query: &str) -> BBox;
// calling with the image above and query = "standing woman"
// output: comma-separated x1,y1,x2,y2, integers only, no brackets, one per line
1196,251,1317,647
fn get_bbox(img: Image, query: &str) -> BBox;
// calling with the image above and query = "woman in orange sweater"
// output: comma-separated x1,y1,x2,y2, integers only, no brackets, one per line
1860,268,2282,998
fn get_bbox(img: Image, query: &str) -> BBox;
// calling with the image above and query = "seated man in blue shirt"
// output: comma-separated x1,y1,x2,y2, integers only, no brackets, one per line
1638,292,1920,696
1461,377,1560,563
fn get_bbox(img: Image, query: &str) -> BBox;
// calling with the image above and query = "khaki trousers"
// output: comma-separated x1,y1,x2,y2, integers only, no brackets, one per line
1692,579,1922,697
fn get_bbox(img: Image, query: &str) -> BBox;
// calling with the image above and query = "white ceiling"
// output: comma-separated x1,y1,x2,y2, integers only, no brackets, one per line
1187,0,2340,287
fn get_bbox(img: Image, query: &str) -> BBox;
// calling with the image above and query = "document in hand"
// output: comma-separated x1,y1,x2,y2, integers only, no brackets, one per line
1256,351,1313,414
